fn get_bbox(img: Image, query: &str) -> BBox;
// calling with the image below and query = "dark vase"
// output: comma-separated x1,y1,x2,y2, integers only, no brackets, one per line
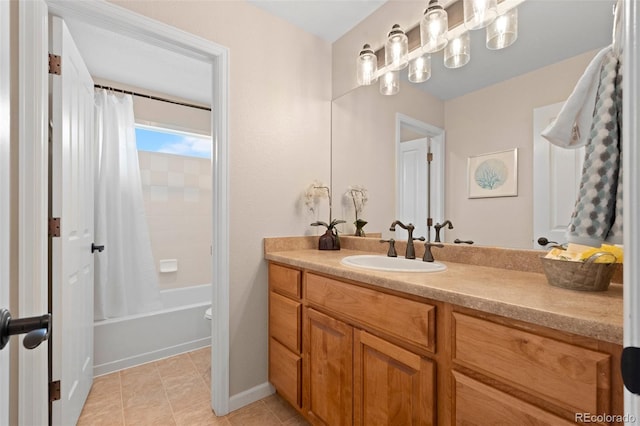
354,219,368,237
318,228,340,250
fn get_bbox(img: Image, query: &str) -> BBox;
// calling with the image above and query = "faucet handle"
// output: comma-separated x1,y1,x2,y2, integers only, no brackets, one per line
380,239,397,257
423,241,444,262
413,236,426,242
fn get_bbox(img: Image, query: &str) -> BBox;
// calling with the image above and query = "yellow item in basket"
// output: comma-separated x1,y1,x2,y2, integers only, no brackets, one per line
579,244,623,263
544,243,623,264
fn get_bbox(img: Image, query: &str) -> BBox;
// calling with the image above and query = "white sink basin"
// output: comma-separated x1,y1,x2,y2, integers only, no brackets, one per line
341,255,447,273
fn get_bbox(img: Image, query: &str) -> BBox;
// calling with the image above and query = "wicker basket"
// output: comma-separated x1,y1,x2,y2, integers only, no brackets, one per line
540,253,617,292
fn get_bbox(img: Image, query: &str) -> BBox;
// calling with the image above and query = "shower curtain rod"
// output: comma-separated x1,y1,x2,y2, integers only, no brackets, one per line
94,84,212,112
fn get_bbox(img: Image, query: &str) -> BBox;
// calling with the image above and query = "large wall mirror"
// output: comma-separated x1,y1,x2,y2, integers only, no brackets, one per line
331,0,614,249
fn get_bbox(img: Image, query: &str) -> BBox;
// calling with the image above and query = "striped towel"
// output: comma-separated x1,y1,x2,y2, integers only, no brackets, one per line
567,50,623,247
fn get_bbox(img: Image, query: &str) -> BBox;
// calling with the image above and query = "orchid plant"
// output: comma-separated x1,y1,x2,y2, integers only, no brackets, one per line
345,185,368,236
345,185,368,221
304,181,345,231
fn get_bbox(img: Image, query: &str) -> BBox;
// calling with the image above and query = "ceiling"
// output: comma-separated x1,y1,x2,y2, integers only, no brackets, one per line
247,0,387,43
62,0,615,104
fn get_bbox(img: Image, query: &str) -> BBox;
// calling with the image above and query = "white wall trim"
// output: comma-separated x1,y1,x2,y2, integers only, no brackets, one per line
228,382,275,413
395,113,445,241
0,0,12,424
18,1,50,425
44,0,231,417
623,0,640,419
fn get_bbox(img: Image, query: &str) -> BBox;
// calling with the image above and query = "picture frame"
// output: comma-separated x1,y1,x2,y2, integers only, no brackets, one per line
467,148,518,198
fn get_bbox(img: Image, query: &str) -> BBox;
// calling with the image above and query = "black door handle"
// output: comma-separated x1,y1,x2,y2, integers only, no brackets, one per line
0,308,51,350
91,243,105,253
622,346,640,395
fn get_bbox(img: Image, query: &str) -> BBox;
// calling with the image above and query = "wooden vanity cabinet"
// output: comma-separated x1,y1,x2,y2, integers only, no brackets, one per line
450,308,623,425
268,263,302,408
353,329,436,426
303,270,437,425
304,308,353,426
267,262,623,426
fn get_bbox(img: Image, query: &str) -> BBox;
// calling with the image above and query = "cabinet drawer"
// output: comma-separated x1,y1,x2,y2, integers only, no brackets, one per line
452,312,611,415
269,291,301,353
306,273,435,352
269,338,301,408
269,263,301,298
453,371,574,425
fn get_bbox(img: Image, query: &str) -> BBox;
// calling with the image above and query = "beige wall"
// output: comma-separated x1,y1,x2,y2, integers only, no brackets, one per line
332,82,444,235
444,49,598,248
138,151,212,289
109,0,332,396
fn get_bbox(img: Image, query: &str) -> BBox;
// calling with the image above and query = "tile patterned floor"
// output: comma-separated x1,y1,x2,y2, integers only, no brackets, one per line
78,347,309,425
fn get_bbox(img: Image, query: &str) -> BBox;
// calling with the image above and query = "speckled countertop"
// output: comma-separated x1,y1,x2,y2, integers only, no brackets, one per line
264,237,623,345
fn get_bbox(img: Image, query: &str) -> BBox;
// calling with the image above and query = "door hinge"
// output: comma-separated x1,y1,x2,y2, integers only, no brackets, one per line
49,380,61,402
49,217,61,238
427,152,433,163
48,53,61,75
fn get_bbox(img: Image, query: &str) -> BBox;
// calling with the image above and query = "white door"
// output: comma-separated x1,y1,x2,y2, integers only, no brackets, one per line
397,138,428,240
50,16,95,425
0,0,11,423
533,102,585,248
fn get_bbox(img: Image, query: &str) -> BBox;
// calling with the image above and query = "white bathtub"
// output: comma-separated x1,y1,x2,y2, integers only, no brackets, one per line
93,284,211,376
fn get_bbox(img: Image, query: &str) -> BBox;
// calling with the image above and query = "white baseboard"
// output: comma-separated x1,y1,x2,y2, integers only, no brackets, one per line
228,382,275,413
93,337,210,377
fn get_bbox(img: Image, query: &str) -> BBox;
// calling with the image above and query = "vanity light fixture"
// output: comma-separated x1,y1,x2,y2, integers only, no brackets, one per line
409,53,432,83
356,44,378,86
356,0,523,94
385,24,409,71
444,31,470,68
380,70,400,95
486,8,518,50
421,0,448,53
463,0,498,30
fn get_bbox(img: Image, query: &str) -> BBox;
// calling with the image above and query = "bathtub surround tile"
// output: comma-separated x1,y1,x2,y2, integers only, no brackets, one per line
168,171,185,187
80,347,307,425
150,185,169,202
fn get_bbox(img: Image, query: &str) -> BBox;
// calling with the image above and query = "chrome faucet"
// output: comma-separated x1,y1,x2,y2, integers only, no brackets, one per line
389,220,424,259
433,220,454,243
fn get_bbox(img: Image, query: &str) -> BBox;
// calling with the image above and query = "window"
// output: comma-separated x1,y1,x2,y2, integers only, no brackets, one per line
135,125,211,159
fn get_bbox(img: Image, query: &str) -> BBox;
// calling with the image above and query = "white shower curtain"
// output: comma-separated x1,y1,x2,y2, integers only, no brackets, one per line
94,89,162,320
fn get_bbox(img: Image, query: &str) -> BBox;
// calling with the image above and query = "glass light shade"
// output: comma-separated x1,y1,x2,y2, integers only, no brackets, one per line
408,54,431,83
486,8,518,50
356,44,378,86
444,32,470,69
380,70,400,96
463,0,497,30
385,24,408,71
420,1,448,53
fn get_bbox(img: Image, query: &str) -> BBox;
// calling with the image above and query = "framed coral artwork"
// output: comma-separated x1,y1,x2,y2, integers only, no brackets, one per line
467,148,518,198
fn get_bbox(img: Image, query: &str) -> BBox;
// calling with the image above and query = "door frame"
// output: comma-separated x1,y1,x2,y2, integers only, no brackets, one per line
0,0,11,424
395,113,445,242
18,2,50,425
623,0,640,418
21,0,231,419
